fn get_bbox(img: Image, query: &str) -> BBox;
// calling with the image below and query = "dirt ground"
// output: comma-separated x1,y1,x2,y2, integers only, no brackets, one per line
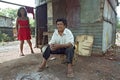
0,38,120,80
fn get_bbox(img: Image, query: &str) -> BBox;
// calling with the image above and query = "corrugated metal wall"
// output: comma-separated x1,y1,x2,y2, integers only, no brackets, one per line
80,0,101,23
52,0,80,28
70,23,103,52
35,0,118,53
66,0,80,28
75,0,103,52
52,0,66,24
102,0,118,52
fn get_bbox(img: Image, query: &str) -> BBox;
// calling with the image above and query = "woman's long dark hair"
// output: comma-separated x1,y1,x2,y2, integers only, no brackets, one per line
17,7,27,17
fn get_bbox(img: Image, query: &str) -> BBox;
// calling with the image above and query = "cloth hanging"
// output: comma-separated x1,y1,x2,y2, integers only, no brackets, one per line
25,6,35,19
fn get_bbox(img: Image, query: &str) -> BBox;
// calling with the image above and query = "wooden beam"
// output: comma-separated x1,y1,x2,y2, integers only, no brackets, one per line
0,0,35,8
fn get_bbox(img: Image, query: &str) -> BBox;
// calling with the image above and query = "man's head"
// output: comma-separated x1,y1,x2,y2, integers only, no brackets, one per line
56,18,67,32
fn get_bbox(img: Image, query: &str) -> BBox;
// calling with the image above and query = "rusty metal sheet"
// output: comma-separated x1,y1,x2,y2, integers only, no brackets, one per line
52,0,80,28
66,0,80,28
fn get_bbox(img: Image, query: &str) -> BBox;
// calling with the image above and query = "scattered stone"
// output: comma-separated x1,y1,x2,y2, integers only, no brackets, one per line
16,72,60,80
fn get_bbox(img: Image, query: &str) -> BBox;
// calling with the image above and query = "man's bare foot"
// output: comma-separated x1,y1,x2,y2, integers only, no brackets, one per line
38,59,47,72
67,69,74,78
38,64,46,72
37,67,45,72
67,64,74,77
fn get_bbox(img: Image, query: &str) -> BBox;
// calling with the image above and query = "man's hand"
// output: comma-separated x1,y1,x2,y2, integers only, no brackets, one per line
50,44,61,51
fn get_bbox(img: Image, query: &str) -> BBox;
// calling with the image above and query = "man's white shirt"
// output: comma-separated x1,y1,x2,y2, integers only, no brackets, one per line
49,28,74,46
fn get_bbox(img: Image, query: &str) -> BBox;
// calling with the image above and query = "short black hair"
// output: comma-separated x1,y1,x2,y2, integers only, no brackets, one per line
17,7,27,17
56,18,67,27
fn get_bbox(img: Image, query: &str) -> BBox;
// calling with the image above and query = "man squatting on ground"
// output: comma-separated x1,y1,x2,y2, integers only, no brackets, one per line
38,18,75,77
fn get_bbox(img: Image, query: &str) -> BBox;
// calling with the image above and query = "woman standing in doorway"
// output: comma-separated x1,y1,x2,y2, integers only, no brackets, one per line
16,7,34,56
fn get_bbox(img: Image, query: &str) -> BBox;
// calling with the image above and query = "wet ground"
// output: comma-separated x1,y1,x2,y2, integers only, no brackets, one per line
0,38,120,80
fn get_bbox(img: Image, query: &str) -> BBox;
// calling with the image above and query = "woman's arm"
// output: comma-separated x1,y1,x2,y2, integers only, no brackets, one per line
16,17,19,32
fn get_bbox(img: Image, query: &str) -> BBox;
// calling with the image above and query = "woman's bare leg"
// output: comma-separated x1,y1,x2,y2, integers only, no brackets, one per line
27,40,34,53
20,40,24,56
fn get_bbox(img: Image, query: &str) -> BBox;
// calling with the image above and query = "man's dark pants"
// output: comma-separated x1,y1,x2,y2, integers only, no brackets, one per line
43,45,74,64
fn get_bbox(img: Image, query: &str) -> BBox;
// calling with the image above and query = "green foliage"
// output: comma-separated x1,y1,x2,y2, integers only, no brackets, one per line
116,19,120,30
30,19,35,28
0,8,17,19
30,27,35,36
0,31,14,42
117,21,120,27
29,18,35,36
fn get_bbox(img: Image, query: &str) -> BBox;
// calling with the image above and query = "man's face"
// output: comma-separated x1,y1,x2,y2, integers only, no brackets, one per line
56,21,65,32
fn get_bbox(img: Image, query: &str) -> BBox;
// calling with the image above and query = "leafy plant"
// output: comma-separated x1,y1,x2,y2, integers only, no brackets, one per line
0,31,14,42
0,8,17,19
